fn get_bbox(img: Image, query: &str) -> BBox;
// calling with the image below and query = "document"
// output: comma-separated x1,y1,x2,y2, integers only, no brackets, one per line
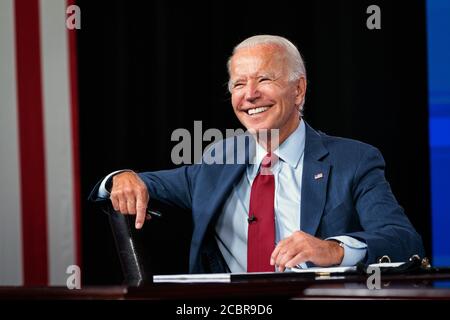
288,266,357,273
153,271,308,283
153,272,285,283
289,262,404,273
153,273,231,283
364,262,404,268
153,262,406,283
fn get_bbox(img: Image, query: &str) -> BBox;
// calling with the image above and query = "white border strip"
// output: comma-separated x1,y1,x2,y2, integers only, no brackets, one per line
39,0,76,285
0,0,24,286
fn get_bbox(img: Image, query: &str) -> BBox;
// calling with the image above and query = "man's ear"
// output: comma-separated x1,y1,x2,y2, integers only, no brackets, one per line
294,77,306,106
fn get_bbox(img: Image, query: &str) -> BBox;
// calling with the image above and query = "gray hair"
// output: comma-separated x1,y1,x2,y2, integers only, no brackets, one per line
227,35,307,112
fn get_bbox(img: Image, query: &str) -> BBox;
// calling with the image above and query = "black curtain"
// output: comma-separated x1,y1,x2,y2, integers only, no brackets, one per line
77,0,430,284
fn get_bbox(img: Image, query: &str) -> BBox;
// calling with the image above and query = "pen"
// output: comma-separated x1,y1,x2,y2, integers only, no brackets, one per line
146,208,163,219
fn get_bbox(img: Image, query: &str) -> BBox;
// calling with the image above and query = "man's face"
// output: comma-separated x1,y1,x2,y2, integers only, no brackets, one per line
229,45,305,143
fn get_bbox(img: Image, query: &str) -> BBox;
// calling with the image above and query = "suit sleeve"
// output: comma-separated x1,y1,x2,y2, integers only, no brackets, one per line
88,165,199,211
137,165,200,211
345,146,425,263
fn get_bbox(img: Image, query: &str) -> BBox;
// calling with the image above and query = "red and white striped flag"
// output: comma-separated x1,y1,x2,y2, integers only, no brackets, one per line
0,0,80,286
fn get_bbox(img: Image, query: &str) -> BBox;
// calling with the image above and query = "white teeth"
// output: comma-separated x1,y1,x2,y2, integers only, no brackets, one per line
248,107,269,115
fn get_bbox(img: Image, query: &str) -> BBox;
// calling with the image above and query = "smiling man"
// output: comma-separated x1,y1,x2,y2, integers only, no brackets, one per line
90,35,425,273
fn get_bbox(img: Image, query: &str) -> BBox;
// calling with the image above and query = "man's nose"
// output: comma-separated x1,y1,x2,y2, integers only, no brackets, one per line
244,83,261,102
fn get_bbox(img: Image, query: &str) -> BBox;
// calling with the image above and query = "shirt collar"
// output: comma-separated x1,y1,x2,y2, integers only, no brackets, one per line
248,119,306,178
274,118,305,169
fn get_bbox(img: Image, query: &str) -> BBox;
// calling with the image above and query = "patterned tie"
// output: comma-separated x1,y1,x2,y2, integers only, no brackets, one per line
247,153,276,272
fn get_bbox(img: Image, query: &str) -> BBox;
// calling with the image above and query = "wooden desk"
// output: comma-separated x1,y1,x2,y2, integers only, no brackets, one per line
1,271,450,300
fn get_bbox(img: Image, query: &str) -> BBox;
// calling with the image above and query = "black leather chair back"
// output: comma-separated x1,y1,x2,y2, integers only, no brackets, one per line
103,202,192,286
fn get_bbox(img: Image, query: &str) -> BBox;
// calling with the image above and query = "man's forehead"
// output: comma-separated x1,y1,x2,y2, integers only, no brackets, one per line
230,47,285,78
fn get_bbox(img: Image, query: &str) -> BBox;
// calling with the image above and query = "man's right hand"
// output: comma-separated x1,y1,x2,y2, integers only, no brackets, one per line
109,171,149,229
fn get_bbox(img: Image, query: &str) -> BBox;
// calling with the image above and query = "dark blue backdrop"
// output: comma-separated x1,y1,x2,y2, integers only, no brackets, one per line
427,0,450,266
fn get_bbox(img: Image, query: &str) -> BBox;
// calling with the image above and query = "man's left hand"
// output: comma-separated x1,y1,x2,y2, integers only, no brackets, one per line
270,231,344,272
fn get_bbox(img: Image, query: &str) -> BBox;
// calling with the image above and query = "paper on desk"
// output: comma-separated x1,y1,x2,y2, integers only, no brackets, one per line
153,273,231,283
365,262,405,268
289,262,404,273
153,262,406,283
153,271,280,283
153,268,353,283
290,262,404,273
288,266,357,273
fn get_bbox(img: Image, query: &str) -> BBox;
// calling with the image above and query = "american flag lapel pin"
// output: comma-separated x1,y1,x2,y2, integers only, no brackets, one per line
314,172,324,180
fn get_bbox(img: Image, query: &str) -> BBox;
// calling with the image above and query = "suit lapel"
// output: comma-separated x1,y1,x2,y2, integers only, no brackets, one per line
194,135,253,247
300,123,330,236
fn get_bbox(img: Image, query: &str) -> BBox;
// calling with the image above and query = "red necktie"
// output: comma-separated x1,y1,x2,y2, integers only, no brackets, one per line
247,153,276,272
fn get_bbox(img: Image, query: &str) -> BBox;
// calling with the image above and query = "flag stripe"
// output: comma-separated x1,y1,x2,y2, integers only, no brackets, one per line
39,0,77,285
0,0,23,286
14,0,49,285
67,0,82,269
1,0,80,286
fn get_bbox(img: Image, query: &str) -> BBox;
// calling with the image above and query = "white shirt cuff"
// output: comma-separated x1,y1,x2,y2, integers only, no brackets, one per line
97,169,132,198
326,235,368,266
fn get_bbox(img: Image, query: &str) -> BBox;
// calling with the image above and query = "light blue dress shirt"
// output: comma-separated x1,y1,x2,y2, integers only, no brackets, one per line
214,120,367,272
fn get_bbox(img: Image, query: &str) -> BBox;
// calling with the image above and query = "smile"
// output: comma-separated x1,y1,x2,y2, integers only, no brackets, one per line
247,106,270,115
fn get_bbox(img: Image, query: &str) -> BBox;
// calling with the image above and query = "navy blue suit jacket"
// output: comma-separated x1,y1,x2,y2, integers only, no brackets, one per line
90,122,425,273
